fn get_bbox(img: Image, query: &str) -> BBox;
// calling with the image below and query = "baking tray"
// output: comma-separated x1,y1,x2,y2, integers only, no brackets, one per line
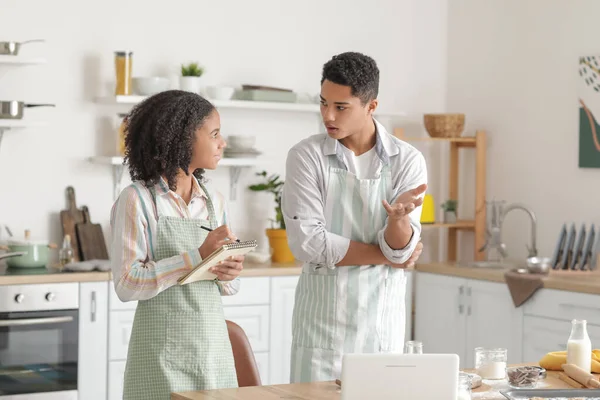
501,388,600,399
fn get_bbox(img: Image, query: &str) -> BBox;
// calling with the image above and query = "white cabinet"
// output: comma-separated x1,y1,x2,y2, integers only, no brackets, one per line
223,305,270,352
107,283,136,400
414,273,467,360
78,282,109,400
414,272,523,368
269,275,299,385
465,279,523,366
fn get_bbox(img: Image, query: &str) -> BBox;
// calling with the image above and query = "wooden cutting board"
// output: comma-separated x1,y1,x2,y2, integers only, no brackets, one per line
76,206,109,261
59,186,84,261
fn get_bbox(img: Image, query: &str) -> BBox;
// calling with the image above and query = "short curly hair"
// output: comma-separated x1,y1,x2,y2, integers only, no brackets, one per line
123,90,216,191
321,52,379,104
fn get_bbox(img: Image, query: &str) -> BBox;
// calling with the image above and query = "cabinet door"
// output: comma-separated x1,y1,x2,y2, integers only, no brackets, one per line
253,352,270,386
414,272,467,364
269,276,299,385
108,360,127,400
465,279,523,368
523,316,600,363
79,282,108,400
109,310,135,360
223,305,270,352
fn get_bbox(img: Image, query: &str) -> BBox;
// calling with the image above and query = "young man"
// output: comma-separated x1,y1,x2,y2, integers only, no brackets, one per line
282,52,428,383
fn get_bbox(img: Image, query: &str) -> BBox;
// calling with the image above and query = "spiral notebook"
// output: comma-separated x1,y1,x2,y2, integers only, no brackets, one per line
178,240,258,285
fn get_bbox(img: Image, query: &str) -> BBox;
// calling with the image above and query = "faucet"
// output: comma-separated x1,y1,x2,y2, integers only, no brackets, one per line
479,201,538,261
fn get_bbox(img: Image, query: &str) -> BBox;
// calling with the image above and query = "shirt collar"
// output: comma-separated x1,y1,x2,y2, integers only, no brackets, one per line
156,176,207,199
322,118,400,164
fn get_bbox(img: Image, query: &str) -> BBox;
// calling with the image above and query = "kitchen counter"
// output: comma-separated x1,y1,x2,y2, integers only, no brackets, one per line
171,365,593,399
417,262,600,295
0,260,303,285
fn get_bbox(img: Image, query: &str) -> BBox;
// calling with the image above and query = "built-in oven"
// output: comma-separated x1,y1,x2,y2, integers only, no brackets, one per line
0,282,79,399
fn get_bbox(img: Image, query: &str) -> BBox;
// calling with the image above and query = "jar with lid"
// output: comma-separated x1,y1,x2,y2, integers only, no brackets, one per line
457,372,472,400
475,347,507,380
114,51,133,95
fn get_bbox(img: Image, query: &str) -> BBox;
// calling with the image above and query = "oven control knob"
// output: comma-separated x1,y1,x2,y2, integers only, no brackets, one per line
45,292,55,302
14,294,24,303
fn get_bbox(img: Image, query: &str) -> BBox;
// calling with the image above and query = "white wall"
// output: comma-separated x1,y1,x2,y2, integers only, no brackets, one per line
0,0,448,257
447,0,600,261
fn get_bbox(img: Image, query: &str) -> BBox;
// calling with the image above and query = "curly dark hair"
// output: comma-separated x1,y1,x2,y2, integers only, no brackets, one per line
321,52,379,104
123,90,216,191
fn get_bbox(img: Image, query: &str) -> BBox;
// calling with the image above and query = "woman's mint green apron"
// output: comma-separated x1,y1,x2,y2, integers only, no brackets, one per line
123,181,238,400
290,157,407,383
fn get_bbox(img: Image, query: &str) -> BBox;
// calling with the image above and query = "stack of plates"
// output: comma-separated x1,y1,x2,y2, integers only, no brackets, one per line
224,147,262,158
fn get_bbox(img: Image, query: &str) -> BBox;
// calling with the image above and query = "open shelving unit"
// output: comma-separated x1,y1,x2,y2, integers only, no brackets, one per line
95,95,408,117
394,130,487,262
88,156,263,201
0,55,47,66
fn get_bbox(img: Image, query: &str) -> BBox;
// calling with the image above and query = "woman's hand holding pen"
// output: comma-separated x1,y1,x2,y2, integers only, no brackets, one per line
199,225,238,259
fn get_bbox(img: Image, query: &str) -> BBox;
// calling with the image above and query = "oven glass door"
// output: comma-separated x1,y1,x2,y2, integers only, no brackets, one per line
0,309,78,396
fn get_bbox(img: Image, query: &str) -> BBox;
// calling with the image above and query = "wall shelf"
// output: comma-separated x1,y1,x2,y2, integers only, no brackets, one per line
395,130,487,262
88,156,262,201
0,55,47,65
95,95,407,117
0,121,48,151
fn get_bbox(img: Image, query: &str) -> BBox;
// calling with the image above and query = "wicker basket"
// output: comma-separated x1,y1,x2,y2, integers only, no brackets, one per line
423,113,465,138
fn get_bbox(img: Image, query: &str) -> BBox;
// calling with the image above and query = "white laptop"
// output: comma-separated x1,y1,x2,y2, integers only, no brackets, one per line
341,353,460,400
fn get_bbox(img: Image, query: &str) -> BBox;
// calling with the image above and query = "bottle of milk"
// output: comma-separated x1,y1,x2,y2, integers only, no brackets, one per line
567,319,592,373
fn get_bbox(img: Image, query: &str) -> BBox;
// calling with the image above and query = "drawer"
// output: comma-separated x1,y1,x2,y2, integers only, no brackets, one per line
254,352,270,385
109,310,135,360
221,277,270,306
523,316,600,364
223,305,270,352
108,360,126,400
109,282,138,311
524,288,600,322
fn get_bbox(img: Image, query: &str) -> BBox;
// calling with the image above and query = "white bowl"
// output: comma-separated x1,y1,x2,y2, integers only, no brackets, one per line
227,135,256,150
132,77,170,96
207,86,235,100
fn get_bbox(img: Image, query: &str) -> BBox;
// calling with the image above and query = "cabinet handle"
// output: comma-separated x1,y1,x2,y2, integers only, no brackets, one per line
466,287,472,315
91,291,97,322
458,285,464,314
559,303,600,312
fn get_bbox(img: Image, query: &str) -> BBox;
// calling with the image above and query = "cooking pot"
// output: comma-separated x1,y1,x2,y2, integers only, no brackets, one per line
0,230,57,268
0,101,55,120
0,39,45,55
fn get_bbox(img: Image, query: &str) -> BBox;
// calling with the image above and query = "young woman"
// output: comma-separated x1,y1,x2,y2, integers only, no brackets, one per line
109,90,243,399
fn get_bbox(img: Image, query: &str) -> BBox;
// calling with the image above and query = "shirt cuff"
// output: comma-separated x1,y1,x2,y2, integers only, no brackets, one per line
183,248,203,269
313,233,350,271
378,223,420,264
217,278,240,296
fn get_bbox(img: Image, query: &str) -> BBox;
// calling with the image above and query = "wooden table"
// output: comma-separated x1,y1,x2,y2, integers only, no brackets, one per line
171,368,588,400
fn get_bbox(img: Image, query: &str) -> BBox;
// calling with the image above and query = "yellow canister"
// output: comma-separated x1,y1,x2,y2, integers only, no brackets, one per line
421,194,435,224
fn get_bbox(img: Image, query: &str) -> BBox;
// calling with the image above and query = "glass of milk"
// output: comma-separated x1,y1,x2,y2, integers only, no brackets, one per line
567,319,592,373
475,347,507,380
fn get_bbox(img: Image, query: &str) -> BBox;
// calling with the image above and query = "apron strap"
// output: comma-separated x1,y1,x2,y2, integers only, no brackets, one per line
197,180,218,230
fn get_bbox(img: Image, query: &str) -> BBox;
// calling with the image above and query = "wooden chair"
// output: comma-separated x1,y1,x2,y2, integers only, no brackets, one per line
226,320,262,387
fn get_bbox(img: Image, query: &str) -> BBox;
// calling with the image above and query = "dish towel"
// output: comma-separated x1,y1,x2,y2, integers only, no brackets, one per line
503,270,545,307
539,350,600,373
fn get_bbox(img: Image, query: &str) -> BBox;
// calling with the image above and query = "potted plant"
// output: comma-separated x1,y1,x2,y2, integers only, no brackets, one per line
248,171,295,264
441,199,458,223
180,62,204,93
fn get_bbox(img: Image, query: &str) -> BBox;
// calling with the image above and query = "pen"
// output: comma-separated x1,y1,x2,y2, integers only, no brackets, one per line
200,226,241,242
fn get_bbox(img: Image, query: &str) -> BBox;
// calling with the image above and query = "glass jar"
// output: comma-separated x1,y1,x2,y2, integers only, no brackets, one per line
475,347,507,380
114,51,133,95
457,372,472,400
404,341,423,354
115,113,128,156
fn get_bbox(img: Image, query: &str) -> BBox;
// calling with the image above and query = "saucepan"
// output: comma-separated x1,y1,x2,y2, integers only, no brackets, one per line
0,230,57,268
0,39,45,55
0,101,55,120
